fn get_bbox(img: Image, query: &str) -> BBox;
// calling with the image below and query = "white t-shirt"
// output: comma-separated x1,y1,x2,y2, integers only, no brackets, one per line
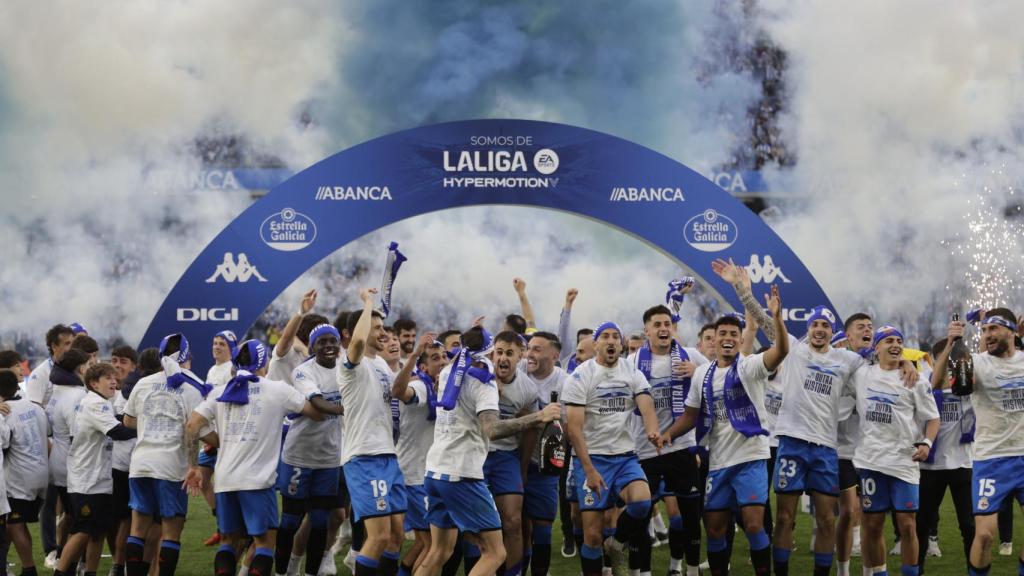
397,378,434,485
627,348,709,459
763,374,785,448
68,392,120,494
46,384,86,487
206,362,234,388
561,359,652,456
124,373,207,481
194,377,306,492
490,370,538,453
920,388,973,471
773,336,865,449
282,359,343,469
425,366,500,480
685,354,772,471
111,392,134,472
845,365,939,484
970,351,1024,461
5,398,49,501
338,353,396,464
25,358,53,406
268,347,305,386
0,418,9,515
524,367,569,466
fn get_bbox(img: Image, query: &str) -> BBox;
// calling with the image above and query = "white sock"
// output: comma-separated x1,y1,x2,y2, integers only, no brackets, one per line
686,567,699,576
837,560,850,576
651,513,667,533
669,557,682,571
640,572,651,576
853,529,861,547
237,565,249,576
629,570,640,576
862,566,874,576
873,565,887,574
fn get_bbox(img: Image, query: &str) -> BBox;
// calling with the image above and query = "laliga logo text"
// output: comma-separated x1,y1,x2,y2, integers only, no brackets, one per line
441,147,560,189
745,254,791,284
206,252,267,284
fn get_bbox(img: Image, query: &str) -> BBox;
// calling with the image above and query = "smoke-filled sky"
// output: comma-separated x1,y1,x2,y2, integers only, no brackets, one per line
1,1,1023,353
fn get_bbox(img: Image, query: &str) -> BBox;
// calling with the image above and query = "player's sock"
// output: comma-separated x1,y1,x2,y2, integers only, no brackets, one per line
574,528,584,556
125,536,147,576
354,556,378,576
707,537,729,576
397,565,412,576
440,542,462,576
379,551,399,576
602,528,615,568
668,514,685,567
110,565,125,576
746,530,770,576
522,546,531,576
678,497,702,571
967,564,990,576
581,544,603,576
351,520,366,553
837,560,850,576
531,524,552,576
21,567,38,576
158,540,181,576
215,545,238,576
899,564,918,576
615,500,652,545
275,511,302,575
1020,558,1024,576
249,548,274,576
773,546,791,576
305,509,330,576
463,543,480,574
814,552,834,576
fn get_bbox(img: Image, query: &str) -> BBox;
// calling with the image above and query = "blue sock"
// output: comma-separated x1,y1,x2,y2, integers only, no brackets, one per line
127,536,145,547
534,524,553,546
968,564,989,576
773,547,791,564
463,543,481,559
669,515,683,531
815,552,834,568
382,551,400,561
398,566,412,576
581,544,603,560
1020,558,1024,576
900,564,918,576
745,529,769,551
602,527,615,540
707,537,727,553
217,544,236,556
624,499,651,519
505,560,522,576
355,555,379,569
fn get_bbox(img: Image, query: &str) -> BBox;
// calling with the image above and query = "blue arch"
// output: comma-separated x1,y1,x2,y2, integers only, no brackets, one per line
141,119,831,374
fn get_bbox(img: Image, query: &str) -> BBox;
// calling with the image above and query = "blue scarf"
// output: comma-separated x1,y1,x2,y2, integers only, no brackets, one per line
567,355,579,373
635,340,690,419
166,370,213,397
379,241,407,319
695,358,767,444
665,277,694,324
437,330,494,410
924,389,976,464
218,370,259,405
414,369,437,421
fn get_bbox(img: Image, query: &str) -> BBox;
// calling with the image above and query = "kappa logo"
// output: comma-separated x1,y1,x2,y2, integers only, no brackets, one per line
205,252,267,284
745,254,791,284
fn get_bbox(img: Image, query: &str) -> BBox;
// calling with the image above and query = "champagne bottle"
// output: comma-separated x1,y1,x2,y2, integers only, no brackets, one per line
540,391,566,476
949,313,975,396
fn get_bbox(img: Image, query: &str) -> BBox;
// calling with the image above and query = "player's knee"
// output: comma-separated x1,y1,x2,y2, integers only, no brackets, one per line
974,525,995,548
501,512,522,534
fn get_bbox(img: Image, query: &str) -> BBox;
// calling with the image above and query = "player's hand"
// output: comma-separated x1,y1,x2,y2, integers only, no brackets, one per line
712,258,751,291
359,287,378,305
765,285,782,318
298,289,318,315
513,277,527,293
416,332,438,355
471,315,486,328
658,432,673,451
897,360,918,389
912,444,930,462
0,402,10,417
673,361,696,379
648,431,665,454
565,288,579,309
183,466,203,496
584,468,607,498
947,320,966,340
538,403,562,424
694,452,701,469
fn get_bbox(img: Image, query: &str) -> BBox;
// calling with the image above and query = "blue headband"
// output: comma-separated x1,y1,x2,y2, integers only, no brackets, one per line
723,312,746,330
872,325,904,349
69,322,87,335
592,321,621,342
232,339,269,372
830,330,849,346
465,327,494,357
308,324,341,349
982,315,1018,332
806,306,837,330
159,333,190,364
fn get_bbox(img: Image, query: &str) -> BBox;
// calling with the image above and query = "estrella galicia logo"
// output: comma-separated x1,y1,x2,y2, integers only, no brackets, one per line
260,208,316,252
683,209,738,252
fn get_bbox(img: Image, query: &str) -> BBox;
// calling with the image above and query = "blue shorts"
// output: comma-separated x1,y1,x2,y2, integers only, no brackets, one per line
524,467,559,521
483,450,524,496
858,469,918,513
706,460,769,511
198,447,217,469
972,456,1024,514
424,476,501,534
566,461,578,503
573,454,647,511
773,436,840,496
276,463,340,500
344,455,407,521
216,489,278,536
403,484,429,532
128,478,188,518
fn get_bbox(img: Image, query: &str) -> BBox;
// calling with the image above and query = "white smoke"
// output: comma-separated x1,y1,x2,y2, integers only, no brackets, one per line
757,0,1024,341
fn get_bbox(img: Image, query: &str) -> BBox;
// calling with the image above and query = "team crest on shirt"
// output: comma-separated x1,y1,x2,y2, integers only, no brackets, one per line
862,498,871,509
979,497,989,511
81,505,91,517
376,497,387,512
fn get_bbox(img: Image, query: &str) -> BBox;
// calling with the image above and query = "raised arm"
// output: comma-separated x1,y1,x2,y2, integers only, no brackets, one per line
931,320,964,389
761,285,789,371
740,310,759,356
275,289,318,358
346,288,378,365
712,258,776,342
392,333,435,402
557,289,578,366
514,278,536,329
479,402,560,441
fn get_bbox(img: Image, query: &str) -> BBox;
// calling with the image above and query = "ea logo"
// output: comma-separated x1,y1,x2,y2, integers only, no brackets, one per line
533,149,559,175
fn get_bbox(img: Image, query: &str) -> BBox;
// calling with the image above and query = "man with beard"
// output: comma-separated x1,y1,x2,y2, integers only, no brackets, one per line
521,331,569,576
481,331,538,576
274,324,348,576
564,322,662,576
390,335,443,576
27,324,74,408
393,320,417,368
933,309,1024,576
666,286,789,576
628,305,709,576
